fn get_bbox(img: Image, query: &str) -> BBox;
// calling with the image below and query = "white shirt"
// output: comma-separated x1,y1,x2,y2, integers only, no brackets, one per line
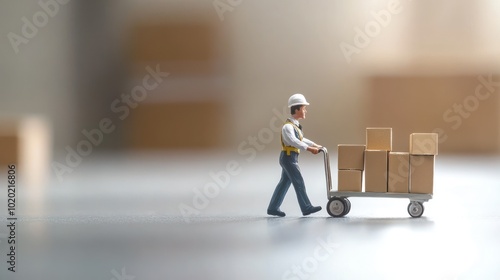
282,118,316,151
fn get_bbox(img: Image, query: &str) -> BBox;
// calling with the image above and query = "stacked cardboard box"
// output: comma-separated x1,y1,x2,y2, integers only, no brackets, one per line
365,128,391,192
388,152,409,193
409,133,438,194
366,128,392,151
337,128,438,195
337,145,365,192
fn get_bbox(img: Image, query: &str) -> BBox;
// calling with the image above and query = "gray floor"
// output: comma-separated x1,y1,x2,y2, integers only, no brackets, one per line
1,152,500,280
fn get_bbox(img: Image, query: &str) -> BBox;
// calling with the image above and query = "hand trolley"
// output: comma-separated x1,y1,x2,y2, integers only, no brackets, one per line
319,147,432,218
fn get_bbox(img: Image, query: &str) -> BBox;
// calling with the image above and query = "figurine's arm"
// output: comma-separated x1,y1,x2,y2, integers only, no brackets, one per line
303,138,322,148
283,125,322,154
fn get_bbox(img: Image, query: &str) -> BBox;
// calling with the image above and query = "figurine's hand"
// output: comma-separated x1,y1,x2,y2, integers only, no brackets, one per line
307,147,319,155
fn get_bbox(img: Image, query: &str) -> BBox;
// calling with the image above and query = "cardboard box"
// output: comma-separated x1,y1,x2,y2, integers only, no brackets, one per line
0,135,18,166
338,145,365,170
366,128,392,151
0,117,51,188
338,170,362,192
388,152,409,193
369,75,500,153
410,155,435,194
127,101,227,149
131,22,214,62
365,150,388,192
410,133,438,155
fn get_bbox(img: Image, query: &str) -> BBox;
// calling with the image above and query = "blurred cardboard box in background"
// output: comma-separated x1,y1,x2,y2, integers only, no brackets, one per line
369,75,499,153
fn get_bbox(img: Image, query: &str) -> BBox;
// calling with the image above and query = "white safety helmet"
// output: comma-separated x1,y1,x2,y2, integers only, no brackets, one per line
288,93,310,108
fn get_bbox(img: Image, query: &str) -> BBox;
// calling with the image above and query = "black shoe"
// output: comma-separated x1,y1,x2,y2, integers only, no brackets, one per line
303,206,322,216
267,209,286,217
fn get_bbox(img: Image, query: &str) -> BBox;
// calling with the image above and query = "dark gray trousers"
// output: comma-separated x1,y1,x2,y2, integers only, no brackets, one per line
268,151,314,213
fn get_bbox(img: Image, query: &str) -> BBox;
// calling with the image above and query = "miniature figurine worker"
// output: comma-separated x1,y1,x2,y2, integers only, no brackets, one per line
267,93,323,217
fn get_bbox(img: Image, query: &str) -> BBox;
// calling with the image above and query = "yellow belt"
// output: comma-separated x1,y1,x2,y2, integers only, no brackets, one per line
282,146,300,156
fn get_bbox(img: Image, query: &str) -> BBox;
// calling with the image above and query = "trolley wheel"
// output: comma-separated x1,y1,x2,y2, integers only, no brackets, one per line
343,198,351,215
407,201,424,218
327,197,347,217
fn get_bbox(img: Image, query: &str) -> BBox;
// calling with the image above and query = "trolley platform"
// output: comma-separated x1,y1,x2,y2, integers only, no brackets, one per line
319,147,432,218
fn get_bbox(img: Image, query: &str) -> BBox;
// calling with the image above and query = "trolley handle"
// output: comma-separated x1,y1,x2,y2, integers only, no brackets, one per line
319,147,332,198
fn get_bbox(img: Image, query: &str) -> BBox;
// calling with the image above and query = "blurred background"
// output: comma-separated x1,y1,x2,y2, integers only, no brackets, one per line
1,1,500,279
1,0,500,162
